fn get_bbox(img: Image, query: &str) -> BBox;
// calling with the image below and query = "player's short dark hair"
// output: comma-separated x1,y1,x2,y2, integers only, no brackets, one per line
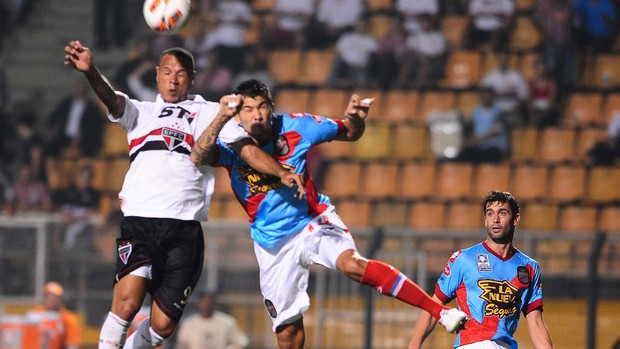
482,190,520,216
161,47,196,78
234,79,274,108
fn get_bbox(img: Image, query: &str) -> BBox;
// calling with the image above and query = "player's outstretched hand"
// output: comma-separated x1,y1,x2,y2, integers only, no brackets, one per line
345,94,374,120
64,40,93,72
279,172,305,199
438,308,469,334
218,94,242,120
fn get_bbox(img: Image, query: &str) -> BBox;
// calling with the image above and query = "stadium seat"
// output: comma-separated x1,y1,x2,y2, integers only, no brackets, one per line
598,205,620,234
510,16,541,51
252,0,276,12
366,0,393,11
455,90,479,120
472,163,512,198
575,127,607,161
104,158,130,192
321,161,362,198
440,50,483,88
313,139,354,160
440,15,469,50
482,51,520,76
557,204,598,233
213,167,234,199
536,128,576,163
562,92,604,127
102,123,128,156
381,90,420,122
519,202,559,231
368,13,394,40
332,199,372,228
395,161,436,200
590,54,620,89
547,165,587,203
308,88,348,117
372,200,409,227
352,122,391,159
435,162,474,200
510,127,538,162
418,90,457,120
359,162,399,198
518,52,541,81
601,92,620,124
444,201,483,230
391,124,432,160
516,0,536,11
273,88,311,114
510,163,549,201
299,49,335,86
585,167,620,203
408,201,446,230
267,49,302,85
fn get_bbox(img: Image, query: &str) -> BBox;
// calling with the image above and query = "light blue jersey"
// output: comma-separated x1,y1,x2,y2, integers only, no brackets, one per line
436,242,544,349
212,112,345,249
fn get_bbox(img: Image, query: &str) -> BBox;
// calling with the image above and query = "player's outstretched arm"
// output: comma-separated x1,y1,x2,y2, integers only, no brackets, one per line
409,294,441,349
64,40,125,119
525,309,553,349
333,94,374,141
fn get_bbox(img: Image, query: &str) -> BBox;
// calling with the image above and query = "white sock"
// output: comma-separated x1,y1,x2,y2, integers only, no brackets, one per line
123,317,164,349
99,312,130,349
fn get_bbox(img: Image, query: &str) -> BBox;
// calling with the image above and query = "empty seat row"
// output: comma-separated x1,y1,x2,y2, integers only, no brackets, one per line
316,160,620,205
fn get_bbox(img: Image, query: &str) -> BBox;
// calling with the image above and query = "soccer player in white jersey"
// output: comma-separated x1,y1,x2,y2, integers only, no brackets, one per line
64,41,303,349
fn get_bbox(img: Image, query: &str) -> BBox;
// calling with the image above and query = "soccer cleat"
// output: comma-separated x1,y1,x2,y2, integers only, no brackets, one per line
438,308,469,333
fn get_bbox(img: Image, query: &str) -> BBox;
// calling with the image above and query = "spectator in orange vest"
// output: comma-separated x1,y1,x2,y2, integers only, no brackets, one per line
31,281,82,349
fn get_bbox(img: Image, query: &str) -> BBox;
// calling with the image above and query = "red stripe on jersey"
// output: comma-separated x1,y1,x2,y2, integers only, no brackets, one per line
456,281,500,345
334,119,346,135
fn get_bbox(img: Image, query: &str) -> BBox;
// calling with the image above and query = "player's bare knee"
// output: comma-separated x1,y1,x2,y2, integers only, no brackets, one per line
337,250,368,281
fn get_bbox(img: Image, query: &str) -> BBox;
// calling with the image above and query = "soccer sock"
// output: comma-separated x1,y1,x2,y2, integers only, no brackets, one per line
99,312,130,349
123,317,164,349
360,260,447,320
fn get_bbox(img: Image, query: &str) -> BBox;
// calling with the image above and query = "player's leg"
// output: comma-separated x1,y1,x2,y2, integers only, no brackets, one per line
124,219,204,348
99,274,148,349
275,317,305,349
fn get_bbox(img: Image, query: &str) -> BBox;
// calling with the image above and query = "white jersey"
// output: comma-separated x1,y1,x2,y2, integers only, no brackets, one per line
109,92,246,221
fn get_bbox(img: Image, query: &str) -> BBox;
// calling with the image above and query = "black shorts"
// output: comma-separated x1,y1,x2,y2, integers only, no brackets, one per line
115,216,204,322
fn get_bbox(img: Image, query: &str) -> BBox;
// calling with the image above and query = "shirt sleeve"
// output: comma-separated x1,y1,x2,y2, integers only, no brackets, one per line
107,92,139,129
523,261,544,315
435,250,465,303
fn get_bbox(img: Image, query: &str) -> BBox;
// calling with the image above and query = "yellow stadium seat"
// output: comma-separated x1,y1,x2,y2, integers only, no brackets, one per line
445,201,483,230
441,15,469,50
557,205,598,233
408,201,446,230
537,128,576,163
273,88,311,114
396,161,436,200
321,161,362,197
267,49,302,85
510,16,541,51
440,51,483,88
308,88,348,117
352,122,391,159
299,49,335,86
391,124,432,160
510,127,538,162
510,163,549,201
585,167,620,203
473,163,512,198
519,202,559,231
435,162,474,200
548,165,586,203
359,162,399,199
562,92,604,127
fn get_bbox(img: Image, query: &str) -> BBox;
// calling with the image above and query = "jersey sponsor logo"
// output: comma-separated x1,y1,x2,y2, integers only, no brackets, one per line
264,299,278,318
275,135,289,156
236,163,295,195
162,127,187,150
157,105,192,123
477,280,520,318
118,241,133,265
476,253,492,272
517,266,530,284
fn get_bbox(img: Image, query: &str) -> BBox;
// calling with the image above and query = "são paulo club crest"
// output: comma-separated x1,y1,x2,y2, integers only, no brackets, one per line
118,241,133,265
264,299,278,318
162,127,186,150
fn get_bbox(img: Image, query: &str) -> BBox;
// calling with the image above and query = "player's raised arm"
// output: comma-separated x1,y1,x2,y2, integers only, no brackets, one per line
64,40,125,119
333,94,374,141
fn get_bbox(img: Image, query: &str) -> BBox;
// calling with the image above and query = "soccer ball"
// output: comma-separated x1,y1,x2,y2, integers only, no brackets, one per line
143,0,191,34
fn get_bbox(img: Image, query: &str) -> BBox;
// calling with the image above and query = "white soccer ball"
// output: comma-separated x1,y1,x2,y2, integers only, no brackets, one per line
143,0,191,34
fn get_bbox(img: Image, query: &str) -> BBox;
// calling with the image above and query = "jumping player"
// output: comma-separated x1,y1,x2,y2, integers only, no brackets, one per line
190,79,469,349
64,42,303,349
409,191,553,349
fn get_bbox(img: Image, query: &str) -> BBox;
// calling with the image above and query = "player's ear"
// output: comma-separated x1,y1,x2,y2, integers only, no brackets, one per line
513,213,521,226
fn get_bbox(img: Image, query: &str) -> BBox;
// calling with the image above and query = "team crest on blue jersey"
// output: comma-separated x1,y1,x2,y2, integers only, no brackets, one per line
162,128,186,150
517,266,530,284
275,135,289,156
476,254,492,272
118,241,132,265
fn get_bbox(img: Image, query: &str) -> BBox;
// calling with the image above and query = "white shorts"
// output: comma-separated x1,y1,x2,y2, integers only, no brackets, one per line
254,205,357,331
458,340,510,349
